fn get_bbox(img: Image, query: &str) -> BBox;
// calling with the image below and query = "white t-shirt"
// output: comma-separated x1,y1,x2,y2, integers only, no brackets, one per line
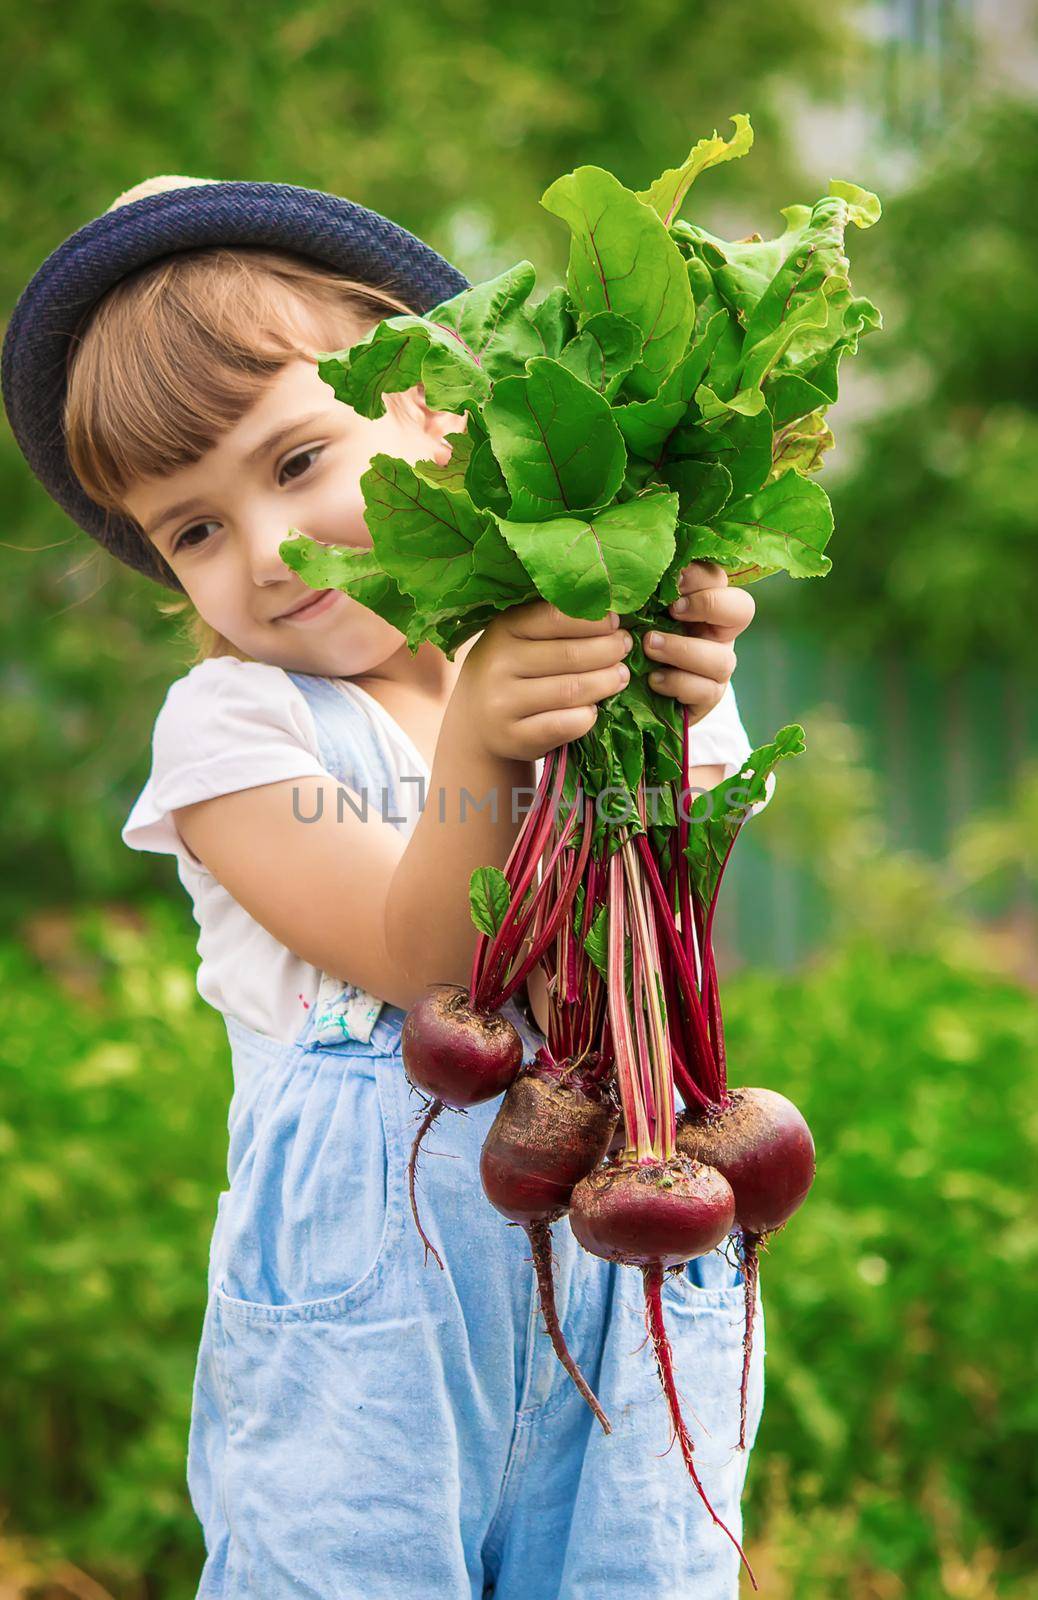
121,656,757,1043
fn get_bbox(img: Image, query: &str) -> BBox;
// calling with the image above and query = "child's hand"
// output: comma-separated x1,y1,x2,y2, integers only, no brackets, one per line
456,601,633,763
641,561,755,721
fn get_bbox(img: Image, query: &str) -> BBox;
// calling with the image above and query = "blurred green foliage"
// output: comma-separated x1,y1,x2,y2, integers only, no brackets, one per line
0,902,230,1595
800,99,1038,670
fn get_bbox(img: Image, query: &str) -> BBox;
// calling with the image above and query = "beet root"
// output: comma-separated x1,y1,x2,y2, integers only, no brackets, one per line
643,1263,757,1589
526,1219,611,1434
401,984,523,1270
401,983,523,1108
568,1155,735,1269
480,1062,618,1433
676,1088,814,1451
675,1086,815,1237
479,1066,618,1226
736,1231,761,1451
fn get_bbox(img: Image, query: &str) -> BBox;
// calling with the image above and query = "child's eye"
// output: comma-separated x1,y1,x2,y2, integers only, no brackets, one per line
279,447,322,484
173,521,219,553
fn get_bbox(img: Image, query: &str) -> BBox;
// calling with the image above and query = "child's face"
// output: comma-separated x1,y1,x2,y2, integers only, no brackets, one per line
122,358,461,675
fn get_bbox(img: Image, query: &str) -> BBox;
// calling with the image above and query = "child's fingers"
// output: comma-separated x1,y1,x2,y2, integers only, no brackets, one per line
668,560,756,642
516,628,633,679
642,630,737,684
509,660,631,721
511,705,601,759
643,666,728,713
508,599,620,640
677,559,729,595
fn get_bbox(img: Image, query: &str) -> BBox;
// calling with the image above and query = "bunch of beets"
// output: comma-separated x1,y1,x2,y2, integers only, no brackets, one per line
282,114,881,1580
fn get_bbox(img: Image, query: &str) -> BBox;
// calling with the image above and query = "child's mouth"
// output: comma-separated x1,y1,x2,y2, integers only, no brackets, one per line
277,589,342,623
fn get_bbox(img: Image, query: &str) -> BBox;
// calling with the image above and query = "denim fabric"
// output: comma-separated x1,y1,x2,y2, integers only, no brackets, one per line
186,672,765,1599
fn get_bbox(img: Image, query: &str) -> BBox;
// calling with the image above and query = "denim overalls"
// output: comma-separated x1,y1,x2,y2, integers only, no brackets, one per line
187,671,765,1599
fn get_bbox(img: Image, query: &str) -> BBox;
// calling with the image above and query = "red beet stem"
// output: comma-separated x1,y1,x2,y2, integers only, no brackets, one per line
642,1263,757,1589
679,707,695,966
496,797,591,1008
407,1100,446,1271
738,1232,761,1452
634,832,718,1106
528,1219,611,1435
474,747,570,1008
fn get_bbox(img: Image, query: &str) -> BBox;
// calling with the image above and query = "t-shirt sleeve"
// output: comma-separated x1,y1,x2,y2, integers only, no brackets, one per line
121,659,330,862
685,681,752,777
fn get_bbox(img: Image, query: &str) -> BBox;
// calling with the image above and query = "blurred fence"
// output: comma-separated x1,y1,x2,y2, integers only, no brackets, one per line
719,625,1037,968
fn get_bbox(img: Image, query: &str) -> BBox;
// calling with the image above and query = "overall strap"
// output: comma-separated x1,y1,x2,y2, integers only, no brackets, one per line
286,672,411,832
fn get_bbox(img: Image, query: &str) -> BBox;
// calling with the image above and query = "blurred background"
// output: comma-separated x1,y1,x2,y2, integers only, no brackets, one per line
1,1,1036,1594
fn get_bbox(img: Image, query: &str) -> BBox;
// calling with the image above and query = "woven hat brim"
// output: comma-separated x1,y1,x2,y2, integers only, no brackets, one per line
1,181,469,591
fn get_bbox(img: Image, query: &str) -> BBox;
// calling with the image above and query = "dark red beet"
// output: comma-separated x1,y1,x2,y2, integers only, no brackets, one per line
676,1088,814,1451
480,1063,618,1433
480,1068,618,1225
569,1155,735,1268
401,984,523,1271
401,983,523,1108
675,1087,815,1236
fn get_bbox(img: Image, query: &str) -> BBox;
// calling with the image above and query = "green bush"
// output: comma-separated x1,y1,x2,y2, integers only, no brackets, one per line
729,938,1038,1596
0,903,228,1594
1,903,1035,1595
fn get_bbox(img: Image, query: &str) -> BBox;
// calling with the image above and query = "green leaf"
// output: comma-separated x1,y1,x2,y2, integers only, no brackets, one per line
452,524,533,607
360,456,497,606
528,286,577,358
637,113,754,229
493,489,678,619
770,410,835,479
540,165,694,400
411,430,473,493
469,865,511,938
320,322,433,420
557,312,643,399
428,260,545,381
829,178,882,229
277,533,418,633
766,373,833,428
614,310,727,460
683,473,834,582
320,317,490,419
319,261,542,419
670,409,773,498
678,185,882,406
584,903,609,980
683,724,806,904
465,436,512,517
695,382,768,420
661,459,733,526
482,356,627,520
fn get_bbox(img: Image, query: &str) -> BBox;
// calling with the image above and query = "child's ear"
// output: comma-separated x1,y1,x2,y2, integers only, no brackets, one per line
411,384,464,464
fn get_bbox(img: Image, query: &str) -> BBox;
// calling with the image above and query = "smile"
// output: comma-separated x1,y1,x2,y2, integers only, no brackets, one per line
278,589,343,623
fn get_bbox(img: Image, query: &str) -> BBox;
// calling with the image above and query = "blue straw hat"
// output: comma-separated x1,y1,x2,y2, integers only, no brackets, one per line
1,176,469,591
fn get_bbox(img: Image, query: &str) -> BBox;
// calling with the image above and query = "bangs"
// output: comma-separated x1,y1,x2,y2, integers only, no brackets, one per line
64,247,413,512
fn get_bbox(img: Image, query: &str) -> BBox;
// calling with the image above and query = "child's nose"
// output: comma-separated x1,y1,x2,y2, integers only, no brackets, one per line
246,519,295,587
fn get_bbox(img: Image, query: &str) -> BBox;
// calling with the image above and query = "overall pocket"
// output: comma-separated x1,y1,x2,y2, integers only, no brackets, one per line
213,1052,402,1326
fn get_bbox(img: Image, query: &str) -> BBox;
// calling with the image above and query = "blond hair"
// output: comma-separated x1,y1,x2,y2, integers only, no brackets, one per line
65,177,417,663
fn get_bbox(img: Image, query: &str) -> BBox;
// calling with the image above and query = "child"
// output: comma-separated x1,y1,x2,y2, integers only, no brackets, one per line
4,174,764,1598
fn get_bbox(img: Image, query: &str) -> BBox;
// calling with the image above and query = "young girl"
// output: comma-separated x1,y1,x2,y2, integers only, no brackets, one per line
4,174,764,1598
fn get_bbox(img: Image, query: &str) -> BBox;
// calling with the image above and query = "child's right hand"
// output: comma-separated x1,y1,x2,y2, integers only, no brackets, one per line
455,601,634,763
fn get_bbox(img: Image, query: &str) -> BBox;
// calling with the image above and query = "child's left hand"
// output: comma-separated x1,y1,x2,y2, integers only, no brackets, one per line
641,560,755,721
